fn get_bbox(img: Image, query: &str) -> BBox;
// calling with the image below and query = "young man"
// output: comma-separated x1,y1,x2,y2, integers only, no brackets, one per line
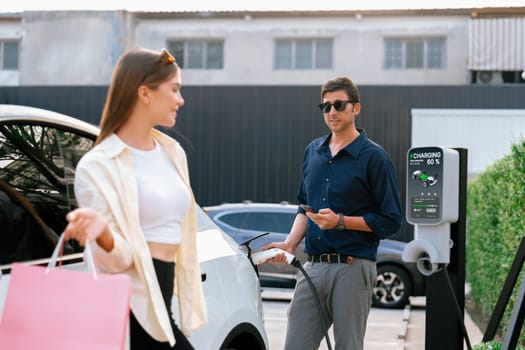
264,77,403,349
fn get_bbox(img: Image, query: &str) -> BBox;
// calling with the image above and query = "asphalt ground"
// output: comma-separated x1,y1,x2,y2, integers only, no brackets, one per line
262,289,484,350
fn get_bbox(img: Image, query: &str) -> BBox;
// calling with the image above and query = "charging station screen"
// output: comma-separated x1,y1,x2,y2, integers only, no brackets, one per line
411,197,440,219
407,147,444,224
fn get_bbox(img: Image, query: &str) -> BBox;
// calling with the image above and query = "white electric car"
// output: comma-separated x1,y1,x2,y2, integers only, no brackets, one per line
0,104,268,350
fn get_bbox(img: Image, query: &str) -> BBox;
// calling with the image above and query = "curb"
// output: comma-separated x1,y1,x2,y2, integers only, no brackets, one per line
397,304,411,350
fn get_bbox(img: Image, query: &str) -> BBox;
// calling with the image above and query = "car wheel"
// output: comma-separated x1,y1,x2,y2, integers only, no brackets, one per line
372,265,412,309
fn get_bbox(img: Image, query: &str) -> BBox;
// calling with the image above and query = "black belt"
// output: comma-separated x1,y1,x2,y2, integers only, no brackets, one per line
308,253,354,264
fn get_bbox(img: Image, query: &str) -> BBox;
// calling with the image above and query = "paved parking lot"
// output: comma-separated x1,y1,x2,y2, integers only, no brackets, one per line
262,288,406,350
262,291,484,350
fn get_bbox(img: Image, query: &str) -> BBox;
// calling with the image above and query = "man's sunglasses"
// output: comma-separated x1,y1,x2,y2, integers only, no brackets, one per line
318,100,355,113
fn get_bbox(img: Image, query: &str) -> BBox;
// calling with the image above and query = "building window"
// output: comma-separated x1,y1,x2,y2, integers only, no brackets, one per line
167,40,223,69
384,38,446,69
274,39,333,70
1,41,19,70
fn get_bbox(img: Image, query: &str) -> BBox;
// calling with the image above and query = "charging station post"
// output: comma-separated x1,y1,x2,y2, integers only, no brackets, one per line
402,147,468,350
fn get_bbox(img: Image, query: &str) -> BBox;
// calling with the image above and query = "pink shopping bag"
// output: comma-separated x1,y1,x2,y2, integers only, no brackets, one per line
0,235,131,350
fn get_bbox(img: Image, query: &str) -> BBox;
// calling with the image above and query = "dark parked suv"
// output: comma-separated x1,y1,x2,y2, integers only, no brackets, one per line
204,201,425,309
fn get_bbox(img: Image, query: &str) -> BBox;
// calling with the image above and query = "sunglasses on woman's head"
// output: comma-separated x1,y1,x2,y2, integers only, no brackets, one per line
318,100,355,113
158,49,175,65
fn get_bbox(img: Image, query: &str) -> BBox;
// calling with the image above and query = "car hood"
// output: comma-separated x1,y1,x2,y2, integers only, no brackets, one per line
196,229,241,262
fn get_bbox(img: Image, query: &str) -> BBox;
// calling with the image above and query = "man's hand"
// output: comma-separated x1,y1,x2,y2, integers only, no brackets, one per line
306,208,339,230
260,242,295,264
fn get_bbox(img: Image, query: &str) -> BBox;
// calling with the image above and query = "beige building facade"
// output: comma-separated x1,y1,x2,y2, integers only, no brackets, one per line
0,7,523,86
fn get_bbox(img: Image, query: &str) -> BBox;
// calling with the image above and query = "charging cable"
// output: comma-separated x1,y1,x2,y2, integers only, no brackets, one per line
439,266,472,350
251,248,333,350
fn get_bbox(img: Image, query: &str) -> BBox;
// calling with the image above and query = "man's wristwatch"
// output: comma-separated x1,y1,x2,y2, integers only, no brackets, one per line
335,213,345,231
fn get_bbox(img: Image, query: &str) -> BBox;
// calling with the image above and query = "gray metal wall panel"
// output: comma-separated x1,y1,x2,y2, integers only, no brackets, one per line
0,86,107,125
2,85,525,241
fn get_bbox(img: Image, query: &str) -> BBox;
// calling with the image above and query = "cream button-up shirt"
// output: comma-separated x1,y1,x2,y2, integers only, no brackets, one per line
74,130,207,346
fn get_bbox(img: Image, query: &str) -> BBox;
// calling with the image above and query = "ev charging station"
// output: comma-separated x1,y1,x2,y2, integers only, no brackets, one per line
403,146,459,275
402,146,470,350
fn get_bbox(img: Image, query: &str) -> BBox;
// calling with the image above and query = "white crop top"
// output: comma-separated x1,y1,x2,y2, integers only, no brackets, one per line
130,141,190,244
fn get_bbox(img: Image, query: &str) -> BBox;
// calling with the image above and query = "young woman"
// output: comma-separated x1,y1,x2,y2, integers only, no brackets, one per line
63,48,207,349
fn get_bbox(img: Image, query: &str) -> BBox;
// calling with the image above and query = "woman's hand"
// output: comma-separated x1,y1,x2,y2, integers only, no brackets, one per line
64,208,112,250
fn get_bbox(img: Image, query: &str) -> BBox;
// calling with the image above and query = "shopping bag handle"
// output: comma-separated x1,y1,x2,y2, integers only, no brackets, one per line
47,233,98,280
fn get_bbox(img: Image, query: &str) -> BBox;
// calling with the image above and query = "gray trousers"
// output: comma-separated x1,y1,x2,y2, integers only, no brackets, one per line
284,259,376,350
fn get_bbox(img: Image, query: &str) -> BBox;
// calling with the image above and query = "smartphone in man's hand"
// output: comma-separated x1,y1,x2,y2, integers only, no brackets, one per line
299,204,316,213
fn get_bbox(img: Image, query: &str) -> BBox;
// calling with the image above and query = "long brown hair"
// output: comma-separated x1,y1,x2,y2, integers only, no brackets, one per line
96,48,179,144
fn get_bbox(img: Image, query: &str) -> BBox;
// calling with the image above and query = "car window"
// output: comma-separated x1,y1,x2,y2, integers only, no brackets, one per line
218,211,295,234
0,180,61,265
0,122,95,259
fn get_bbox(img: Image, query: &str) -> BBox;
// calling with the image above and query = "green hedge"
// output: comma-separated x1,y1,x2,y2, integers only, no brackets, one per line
467,139,525,342
473,341,525,350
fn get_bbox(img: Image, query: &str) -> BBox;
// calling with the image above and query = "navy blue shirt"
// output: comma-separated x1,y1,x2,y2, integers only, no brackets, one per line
297,129,402,261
